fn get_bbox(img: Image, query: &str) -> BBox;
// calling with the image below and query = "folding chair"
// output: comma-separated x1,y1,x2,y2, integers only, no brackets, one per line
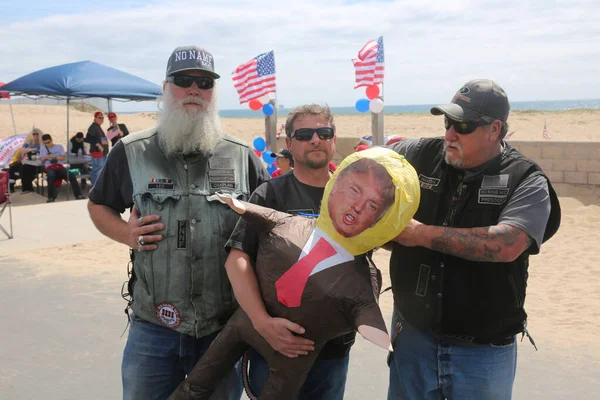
0,171,14,239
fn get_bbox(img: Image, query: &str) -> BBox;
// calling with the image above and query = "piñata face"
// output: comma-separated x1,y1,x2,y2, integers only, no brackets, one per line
317,147,421,255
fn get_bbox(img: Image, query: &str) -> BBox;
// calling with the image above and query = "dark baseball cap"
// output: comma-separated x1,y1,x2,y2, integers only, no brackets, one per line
270,149,293,160
165,46,220,79
431,79,510,122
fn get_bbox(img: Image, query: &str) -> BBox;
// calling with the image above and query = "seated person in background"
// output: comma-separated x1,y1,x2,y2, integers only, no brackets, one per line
39,134,85,202
107,112,130,146
68,132,90,189
270,148,294,178
12,128,43,193
8,146,24,193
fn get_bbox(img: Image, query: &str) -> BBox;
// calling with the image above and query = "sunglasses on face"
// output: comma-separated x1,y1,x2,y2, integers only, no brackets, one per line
43,141,51,145
96,116,104,119
166,75,215,90
444,116,492,135
291,127,335,141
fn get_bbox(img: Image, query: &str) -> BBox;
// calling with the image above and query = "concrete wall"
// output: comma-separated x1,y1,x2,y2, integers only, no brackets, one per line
331,137,600,196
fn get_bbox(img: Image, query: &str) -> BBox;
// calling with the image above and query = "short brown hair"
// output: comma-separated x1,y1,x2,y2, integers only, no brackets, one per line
285,104,335,138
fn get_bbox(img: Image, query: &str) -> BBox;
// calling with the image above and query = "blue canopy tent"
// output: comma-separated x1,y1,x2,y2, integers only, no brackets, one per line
0,60,161,99
0,60,162,139
1,60,162,198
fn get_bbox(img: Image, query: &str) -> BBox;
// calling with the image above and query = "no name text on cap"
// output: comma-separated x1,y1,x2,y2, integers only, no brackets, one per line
166,46,220,79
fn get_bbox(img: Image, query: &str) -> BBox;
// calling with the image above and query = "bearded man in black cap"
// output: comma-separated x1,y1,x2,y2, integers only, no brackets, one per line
87,45,269,400
386,79,561,399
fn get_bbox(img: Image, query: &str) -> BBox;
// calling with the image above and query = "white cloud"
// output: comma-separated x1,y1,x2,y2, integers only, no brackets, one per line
1,0,599,111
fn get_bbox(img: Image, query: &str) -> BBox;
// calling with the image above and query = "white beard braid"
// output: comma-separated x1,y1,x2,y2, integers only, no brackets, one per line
157,83,224,157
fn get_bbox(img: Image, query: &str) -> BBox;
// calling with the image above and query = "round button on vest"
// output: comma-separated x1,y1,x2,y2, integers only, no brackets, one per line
191,219,197,224
157,205,162,210
190,184,196,189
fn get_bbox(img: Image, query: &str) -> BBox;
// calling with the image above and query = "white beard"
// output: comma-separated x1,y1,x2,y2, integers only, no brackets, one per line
444,140,465,168
157,85,224,157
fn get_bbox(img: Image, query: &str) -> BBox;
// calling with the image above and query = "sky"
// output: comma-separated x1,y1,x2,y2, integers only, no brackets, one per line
0,0,599,112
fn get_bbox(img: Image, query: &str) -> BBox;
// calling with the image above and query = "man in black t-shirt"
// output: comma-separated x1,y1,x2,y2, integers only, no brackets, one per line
84,111,109,186
225,104,360,399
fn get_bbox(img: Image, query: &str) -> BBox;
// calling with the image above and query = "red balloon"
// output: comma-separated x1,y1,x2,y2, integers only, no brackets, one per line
249,99,262,111
253,149,262,158
365,85,380,100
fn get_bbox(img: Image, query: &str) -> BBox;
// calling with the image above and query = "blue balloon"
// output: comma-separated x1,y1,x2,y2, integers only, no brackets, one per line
262,103,275,116
253,137,266,152
355,98,370,113
267,165,278,176
262,152,276,165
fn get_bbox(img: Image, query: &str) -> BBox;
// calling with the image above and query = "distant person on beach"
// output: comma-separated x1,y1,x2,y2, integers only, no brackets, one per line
39,133,84,202
107,112,130,146
225,104,371,399
269,148,293,178
386,79,562,399
86,45,269,400
84,111,109,186
68,132,90,189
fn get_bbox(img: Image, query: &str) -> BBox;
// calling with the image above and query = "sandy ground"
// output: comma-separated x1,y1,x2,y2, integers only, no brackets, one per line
1,104,599,398
2,104,600,148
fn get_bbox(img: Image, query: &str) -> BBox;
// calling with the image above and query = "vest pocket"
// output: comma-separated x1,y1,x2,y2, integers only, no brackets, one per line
205,192,248,239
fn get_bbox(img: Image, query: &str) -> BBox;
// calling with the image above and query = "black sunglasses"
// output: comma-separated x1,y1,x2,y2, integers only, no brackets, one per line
444,116,492,135
291,127,335,141
166,75,215,90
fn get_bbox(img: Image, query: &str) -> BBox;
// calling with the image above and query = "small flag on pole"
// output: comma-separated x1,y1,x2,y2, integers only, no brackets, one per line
352,36,385,88
542,119,550,140
232,51,276,104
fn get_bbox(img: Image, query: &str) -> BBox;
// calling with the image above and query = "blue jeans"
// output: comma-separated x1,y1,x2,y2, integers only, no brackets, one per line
90,156,106,187
122,314,242,400
387,309,517,400
248,348,349,399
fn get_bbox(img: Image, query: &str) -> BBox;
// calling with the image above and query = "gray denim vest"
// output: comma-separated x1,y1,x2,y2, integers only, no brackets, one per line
122,128,251,338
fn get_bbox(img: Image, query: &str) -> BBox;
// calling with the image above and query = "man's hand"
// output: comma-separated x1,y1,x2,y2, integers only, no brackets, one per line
96,143,103,151
254,316,315,358
124,206,164,251
394,218,425,247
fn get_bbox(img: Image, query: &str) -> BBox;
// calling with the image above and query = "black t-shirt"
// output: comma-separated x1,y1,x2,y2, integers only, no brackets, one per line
84,123,109,155
227,171,324,261
226,171,358,360
88,140,268,213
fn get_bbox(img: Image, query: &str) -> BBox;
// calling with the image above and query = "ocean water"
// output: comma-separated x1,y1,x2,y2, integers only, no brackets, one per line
218,99,600,119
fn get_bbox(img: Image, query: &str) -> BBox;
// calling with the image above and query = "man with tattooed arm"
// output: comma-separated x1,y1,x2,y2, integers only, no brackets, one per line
386,79,561,400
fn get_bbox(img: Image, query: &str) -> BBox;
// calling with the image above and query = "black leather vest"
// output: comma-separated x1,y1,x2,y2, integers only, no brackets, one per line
390,138,561,341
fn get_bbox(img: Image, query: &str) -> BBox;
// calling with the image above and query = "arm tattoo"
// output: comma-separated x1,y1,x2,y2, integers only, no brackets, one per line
430,224,529,262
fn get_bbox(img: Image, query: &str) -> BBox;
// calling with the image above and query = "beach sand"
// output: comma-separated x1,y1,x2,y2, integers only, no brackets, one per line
1,104,599,398
2,104,600,147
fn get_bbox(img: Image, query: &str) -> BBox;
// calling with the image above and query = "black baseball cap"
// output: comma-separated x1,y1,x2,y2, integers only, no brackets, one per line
270,149,293,160
165,46,220,79
431,79,510,122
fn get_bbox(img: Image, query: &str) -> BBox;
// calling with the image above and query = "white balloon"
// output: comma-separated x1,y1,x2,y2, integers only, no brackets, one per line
259,94,271,104
369,98,384,113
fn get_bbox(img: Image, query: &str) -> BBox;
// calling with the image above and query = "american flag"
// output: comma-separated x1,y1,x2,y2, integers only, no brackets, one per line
232,51,276,104
542,119,550,140
352,36,385,88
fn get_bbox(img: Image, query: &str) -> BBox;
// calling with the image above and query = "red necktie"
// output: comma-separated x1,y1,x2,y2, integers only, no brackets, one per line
275,238,338,308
